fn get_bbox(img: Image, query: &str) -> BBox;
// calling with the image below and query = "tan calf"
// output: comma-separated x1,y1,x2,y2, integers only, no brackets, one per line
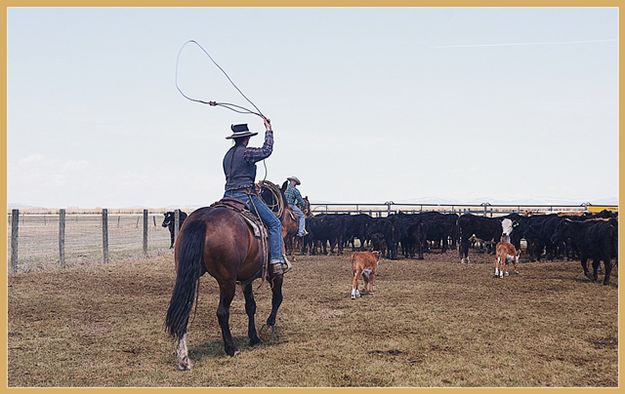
351,251,380,299
495,241,520,278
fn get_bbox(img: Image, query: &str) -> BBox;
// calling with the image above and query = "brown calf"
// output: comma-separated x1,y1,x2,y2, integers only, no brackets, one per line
351,251,380,299
495,241,520,278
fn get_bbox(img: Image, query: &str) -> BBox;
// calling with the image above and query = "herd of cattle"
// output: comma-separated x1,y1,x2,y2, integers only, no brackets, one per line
300,210,618,284
163,209,618,285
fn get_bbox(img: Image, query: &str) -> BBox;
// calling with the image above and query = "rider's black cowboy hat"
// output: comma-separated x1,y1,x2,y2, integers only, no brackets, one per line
226,124,258,140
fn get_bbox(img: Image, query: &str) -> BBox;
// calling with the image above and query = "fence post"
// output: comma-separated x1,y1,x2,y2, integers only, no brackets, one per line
143,209,148,255
10,209,19,274
102,208,109,263
174,209,180,243
153,216,156,226
59,209,66,268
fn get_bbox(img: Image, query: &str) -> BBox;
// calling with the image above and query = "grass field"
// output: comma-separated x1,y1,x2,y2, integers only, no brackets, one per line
8,250,618,387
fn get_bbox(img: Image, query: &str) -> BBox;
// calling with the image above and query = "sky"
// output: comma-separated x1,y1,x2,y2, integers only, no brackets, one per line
7,7,619,208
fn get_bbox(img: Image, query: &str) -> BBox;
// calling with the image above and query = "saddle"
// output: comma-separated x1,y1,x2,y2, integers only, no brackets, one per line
210,198,265,238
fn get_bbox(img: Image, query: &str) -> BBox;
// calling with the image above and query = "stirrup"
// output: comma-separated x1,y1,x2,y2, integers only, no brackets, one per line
283,256,292,273
268,262,286,277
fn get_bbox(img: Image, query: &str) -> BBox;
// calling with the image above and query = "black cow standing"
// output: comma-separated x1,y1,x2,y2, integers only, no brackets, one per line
458,214,503,263
551,219,617,285
162,210,188,248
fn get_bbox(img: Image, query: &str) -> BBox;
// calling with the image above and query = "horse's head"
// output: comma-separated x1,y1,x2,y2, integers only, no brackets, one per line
303,196,313,217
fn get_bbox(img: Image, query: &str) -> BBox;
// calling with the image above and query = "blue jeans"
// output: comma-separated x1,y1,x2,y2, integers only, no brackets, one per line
223,190,284,264
290,204,306,235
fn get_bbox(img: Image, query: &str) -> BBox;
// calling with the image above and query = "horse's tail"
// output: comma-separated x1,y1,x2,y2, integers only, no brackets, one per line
165,219,207,339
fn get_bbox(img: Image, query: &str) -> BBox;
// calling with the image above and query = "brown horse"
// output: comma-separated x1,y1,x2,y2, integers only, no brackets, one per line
164,197,287,370
282,196,313,258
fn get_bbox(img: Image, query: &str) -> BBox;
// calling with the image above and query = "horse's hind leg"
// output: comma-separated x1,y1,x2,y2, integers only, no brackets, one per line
175,333,192,370
217,281,239,356
266,275,284,328
243,283,261,346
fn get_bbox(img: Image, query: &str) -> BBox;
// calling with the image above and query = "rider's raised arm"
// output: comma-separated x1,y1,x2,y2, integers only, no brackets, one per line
243,118,274,163
243,130,273,163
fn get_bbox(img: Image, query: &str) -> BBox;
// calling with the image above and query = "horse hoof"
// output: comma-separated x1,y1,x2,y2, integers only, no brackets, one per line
259,324,276,342
233,350,241,357
177,357,193,371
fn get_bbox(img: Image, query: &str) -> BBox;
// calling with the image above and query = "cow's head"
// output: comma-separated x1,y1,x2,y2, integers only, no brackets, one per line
551,219,573,244
162,212,174,227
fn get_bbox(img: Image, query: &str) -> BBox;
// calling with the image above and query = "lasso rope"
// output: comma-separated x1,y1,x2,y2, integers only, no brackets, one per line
258,181,285,219
175,40,266,120
176,39,271,180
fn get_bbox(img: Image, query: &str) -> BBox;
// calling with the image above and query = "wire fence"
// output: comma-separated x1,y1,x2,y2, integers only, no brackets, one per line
7,210,177,273
308,202,605,217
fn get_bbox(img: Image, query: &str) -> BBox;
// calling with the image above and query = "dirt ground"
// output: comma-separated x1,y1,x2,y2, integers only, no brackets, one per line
8,250,618,387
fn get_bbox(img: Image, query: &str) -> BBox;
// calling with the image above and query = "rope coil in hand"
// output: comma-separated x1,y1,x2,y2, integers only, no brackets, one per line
258,180,285,219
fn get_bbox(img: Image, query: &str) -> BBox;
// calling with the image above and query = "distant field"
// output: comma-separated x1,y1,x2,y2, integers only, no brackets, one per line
8,251,618,387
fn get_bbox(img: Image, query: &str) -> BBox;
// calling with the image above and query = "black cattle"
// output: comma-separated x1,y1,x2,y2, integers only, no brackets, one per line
458,214,503,263
303,214,347,255
523,214,567,261
391,213,418,259
417,212,459,253
551,219,617,285
406,220,427,259
162,210,188,248
342,213,373,251
367,217,397,258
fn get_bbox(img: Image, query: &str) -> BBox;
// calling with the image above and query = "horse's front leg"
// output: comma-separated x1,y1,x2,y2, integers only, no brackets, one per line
243,283,261,346
216,281,239,356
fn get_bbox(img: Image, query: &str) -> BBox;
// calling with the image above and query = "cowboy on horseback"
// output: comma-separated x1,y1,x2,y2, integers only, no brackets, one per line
284,176,308,237
222,118,290,277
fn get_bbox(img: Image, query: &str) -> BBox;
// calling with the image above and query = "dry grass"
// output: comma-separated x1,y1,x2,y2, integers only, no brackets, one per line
8,250,618,387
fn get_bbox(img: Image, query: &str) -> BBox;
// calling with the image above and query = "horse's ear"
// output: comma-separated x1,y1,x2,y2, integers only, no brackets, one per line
281,181,288,192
